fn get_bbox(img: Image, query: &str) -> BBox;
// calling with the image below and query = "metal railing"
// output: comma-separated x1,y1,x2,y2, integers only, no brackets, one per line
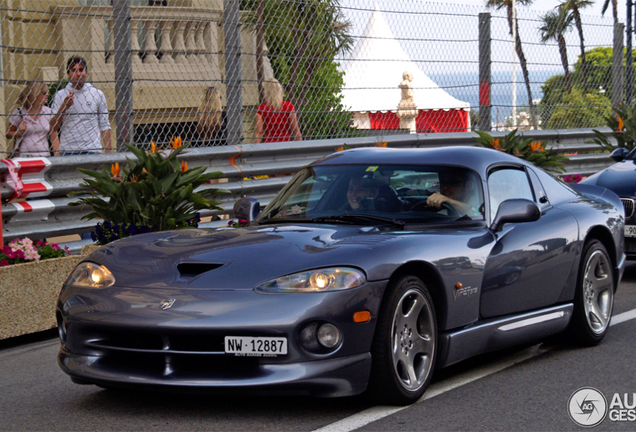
0,129,618,253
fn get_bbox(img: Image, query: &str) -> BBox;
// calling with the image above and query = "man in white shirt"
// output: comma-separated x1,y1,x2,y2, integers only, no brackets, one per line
50,56,112,155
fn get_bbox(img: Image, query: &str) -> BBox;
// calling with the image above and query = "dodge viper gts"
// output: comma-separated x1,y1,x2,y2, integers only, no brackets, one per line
57,146,625,405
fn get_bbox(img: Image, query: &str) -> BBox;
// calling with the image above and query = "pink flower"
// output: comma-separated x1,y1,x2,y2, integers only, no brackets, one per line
51,244,61,250
23,249,40,261
0,260,9,267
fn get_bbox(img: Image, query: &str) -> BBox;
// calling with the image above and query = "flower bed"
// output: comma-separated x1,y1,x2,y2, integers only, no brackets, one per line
0,240,89,340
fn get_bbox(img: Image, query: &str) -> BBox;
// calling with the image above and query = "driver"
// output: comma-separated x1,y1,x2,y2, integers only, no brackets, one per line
345,177,379,211
426,171,479,216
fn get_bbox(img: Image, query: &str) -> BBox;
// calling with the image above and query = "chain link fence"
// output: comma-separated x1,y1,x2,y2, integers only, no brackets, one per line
0,0,625,158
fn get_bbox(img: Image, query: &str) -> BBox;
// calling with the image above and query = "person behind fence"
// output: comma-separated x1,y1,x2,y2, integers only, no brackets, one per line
50,56,112,155
6,81,59,157
196,87,227,146
254,78,302,143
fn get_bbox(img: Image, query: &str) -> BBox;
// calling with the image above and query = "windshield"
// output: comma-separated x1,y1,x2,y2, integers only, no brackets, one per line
258,164,485,224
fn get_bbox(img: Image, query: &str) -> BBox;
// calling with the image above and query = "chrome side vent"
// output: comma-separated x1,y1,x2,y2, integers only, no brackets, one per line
177,263,223,279
621,198,634,218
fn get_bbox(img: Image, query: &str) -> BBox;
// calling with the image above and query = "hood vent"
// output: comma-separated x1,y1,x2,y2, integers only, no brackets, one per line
177,263,223,280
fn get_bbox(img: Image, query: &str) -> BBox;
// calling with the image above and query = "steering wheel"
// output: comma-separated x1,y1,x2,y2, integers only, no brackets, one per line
411,199,461,217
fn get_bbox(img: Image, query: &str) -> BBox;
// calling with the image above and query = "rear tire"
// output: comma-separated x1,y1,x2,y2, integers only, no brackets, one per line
368,275,437,405
570,240,614,346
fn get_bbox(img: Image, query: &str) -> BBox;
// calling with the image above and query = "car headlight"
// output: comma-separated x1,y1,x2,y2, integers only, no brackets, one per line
65,262,115,288
255,267,365,293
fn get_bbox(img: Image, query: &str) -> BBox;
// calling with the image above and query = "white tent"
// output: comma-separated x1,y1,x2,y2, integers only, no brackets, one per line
339,6,470,131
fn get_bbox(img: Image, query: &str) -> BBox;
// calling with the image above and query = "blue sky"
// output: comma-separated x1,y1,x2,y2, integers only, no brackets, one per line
339,1,619,74
453,0,625,20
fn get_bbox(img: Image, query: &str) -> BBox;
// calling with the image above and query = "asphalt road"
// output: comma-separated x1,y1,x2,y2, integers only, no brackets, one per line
2,263,636,432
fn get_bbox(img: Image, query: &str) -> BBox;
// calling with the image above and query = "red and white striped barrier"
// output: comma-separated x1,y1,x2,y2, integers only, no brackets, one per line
0,158,53,200
0,157,53,246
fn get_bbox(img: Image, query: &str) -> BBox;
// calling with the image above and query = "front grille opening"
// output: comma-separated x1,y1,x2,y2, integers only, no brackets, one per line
622,198,635,218
177,263,223,279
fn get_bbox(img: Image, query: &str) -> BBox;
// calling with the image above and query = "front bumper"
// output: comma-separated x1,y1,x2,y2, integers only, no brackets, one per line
56,281,385,397
58,349,371,397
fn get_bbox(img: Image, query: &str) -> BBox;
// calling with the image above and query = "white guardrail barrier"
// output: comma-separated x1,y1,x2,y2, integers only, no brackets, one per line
0,129,618,254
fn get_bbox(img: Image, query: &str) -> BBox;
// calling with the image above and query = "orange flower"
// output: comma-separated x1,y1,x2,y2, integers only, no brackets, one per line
530,141,544,152
375,141,387,147
490,138,502,150
111,162,120,177
142,168,148,174
171,136,183,149
617,116,625,131
151,141,157,153
336,146,345,152
130,174,139,183
180,161,188,172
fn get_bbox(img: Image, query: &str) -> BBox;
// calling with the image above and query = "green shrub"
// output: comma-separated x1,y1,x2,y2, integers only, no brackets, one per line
473,129,567,173
70,138,229,244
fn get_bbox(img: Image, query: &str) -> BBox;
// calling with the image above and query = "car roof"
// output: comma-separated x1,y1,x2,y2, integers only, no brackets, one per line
311,146,527,176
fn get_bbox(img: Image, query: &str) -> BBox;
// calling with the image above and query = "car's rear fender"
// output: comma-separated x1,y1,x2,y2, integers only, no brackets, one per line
571,183,624,212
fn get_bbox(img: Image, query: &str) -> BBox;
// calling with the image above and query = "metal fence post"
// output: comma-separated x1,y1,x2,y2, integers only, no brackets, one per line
478,13,491,132
112,0,134,151
627,0,633,105
224,0,244,146
613,22,625,107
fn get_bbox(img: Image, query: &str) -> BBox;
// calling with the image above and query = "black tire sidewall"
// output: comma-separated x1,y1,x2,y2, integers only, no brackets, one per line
368,274,437,405
571,239,614,346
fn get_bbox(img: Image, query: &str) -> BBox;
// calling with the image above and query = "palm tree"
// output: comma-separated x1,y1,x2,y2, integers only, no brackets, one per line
559,0,593,94
601,0,618,24
485,0,538,129
539,9,574,92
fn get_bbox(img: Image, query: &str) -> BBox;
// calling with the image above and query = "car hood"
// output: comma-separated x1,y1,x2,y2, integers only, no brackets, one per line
82,224,412,290
582,160,636,197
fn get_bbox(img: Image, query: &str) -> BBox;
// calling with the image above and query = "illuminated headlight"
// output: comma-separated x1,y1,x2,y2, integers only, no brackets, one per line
65,262,115,289
255,267,365,293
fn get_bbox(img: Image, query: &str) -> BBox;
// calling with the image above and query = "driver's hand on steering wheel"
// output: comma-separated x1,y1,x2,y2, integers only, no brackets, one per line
427,192,452,208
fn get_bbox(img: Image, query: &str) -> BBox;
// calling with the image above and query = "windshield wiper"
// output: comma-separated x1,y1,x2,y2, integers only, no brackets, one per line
311,214,405,229
258,217,311,225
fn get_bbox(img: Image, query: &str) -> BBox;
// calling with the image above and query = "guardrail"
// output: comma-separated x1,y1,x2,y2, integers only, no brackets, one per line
0,128,618,253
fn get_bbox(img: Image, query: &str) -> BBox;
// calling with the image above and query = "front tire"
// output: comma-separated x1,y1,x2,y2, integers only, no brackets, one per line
570,240,614,346
368,275,437,405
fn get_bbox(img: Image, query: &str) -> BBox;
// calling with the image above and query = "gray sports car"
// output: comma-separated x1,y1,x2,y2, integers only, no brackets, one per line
57,146,625,405
581,147,636,259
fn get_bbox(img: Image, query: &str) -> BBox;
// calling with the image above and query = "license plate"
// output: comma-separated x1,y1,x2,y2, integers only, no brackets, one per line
224,336,287,357
625,226,636,238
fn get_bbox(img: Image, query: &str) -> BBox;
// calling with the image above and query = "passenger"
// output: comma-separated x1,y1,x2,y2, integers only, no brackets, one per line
345,177,379,211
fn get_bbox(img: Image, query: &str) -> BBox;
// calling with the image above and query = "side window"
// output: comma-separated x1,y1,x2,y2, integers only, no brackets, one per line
488,168,534,216
527,169,550,210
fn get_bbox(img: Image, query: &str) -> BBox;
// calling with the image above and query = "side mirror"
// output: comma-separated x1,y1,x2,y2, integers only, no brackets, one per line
610,147,629,162
490,199,540,233
233,197,260,222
